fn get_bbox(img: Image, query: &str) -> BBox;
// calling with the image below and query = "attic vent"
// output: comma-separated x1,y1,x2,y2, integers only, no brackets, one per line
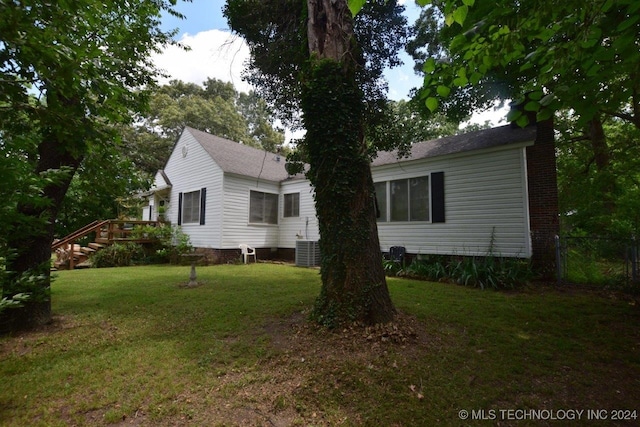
295,240,320,267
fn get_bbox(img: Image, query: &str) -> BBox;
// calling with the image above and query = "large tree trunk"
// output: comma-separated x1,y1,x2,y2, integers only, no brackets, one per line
304,0,395,327
1,129,82,333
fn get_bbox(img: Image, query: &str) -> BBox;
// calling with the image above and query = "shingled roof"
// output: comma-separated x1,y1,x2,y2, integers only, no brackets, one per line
185,127,289,182
372,124,537,167
183,124,536,183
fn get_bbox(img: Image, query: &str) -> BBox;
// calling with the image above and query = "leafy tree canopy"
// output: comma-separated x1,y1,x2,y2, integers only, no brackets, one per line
125,78,286,177
416,0,640,129
0,0,181,330
556,114,640,237
224,0,410,141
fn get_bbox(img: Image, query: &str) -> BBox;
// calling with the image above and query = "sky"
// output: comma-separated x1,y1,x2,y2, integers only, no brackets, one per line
154,0,505,127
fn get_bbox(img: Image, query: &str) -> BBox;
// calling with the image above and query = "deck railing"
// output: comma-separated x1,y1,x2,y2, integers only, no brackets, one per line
52,220,160,270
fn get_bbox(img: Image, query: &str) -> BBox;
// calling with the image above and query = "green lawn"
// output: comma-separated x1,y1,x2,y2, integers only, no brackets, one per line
1,264,639,426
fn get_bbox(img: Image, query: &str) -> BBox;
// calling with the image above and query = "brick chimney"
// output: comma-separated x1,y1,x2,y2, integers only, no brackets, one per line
525,116,560,278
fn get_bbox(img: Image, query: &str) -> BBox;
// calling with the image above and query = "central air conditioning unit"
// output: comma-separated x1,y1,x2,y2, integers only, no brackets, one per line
295,240,320,267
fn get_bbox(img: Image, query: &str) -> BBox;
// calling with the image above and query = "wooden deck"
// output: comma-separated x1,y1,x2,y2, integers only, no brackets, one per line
52,220,161,270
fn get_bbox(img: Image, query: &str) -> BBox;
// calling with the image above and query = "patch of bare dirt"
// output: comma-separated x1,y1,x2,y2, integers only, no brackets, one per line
184,310,435,426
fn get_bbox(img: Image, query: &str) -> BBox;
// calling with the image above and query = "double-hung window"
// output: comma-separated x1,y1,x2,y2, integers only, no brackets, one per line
181,190,201,224
283,193,300,218
250,190,278,224
178,188,208,225
390,176,429,222
375,172,444,223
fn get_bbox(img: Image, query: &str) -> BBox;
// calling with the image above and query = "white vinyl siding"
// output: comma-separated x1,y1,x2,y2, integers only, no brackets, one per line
279,180,320,248
374,144,532,258
221,175,281,248
156,128,532,258
162,130,223,248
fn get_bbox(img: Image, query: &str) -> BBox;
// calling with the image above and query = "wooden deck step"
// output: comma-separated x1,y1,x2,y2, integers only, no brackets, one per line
74,260,92,269
88,242,105,250
80,246,96,255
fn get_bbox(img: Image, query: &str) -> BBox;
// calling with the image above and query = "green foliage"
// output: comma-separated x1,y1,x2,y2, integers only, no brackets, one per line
0,293,30,315
225,0,410,148
131,223,193,264
56,145,150,237
399,255,532,289
382,257,403,276
0,260,50,322
559,237,631,288
368,99,461,155
90,243,146,268
416,0,640,128
557,115,640,237
122,79,286,177
0,0,181,327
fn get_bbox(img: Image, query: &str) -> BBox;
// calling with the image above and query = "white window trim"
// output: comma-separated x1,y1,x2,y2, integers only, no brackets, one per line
376,173,433,224
248,189,279,226
283,192,301,218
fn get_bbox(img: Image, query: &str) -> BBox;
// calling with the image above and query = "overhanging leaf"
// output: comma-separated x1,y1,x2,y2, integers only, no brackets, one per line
536,108,554,121
437,85,451,97
426,97,439,112
423,58,436,74
539,93,556,107
348,0,367,17
506,108,522,122
445,13,455,26
524,101,540,112
453,76,468,87
516,114,530,127
453,5,469,26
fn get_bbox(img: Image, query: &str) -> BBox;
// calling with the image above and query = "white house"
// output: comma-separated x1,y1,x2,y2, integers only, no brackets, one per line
142,122,558,267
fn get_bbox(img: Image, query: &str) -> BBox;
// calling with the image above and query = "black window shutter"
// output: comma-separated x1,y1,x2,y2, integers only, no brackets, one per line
199,187,207,225
431,172,445,223
177,192,183,225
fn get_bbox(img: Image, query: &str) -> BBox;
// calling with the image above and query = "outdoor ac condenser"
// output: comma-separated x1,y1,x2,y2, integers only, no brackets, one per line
295,240,320,267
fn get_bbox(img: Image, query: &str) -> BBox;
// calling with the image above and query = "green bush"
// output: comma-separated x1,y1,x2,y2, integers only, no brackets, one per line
382,257,402,276
401,255,449,281
399,255,531,289
131,223,193,264
91,242,145,268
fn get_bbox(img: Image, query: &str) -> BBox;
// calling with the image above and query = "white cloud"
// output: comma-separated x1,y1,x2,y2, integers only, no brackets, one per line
152,28,509,137
152,29,252,93
463,100,510,128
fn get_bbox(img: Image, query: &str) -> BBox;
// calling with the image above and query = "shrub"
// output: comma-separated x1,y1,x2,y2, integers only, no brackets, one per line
382,257,402,276
132,224,193,264
401,255,449,281
399,255,531,289
91,242,145,268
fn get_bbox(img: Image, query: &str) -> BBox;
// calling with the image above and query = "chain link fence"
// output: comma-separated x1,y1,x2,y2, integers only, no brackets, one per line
555,235,639,289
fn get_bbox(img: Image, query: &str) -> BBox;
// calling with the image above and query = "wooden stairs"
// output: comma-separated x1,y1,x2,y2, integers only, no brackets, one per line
52,220,160,270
